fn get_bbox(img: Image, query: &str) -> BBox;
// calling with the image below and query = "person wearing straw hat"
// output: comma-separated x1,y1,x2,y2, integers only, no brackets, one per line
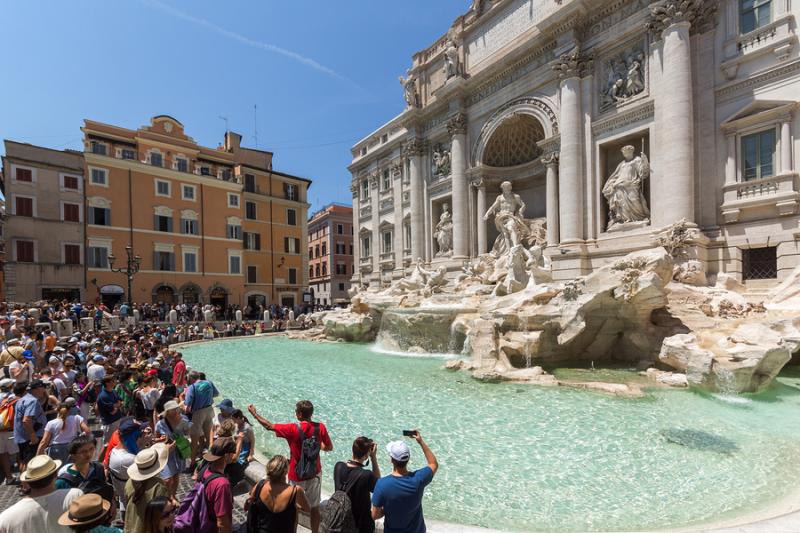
123,444,173,533
0,454,82,533
58,493,119,532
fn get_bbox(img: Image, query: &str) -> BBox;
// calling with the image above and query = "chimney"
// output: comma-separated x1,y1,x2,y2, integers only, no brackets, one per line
224,131,242,152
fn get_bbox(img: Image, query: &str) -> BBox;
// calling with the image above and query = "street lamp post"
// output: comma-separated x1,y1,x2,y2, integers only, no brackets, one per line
108,245,141,306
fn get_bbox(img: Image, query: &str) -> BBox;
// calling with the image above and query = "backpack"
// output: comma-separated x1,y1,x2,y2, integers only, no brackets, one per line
57,462,114,502
295,422,321,481
173,472,223,533
321,466,358,533
0,397,19,432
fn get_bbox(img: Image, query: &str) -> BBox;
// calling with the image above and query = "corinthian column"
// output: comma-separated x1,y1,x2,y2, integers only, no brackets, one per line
541,152,560,245
647,0,718,225
404,138,427,261
552,48,592,243
448,113,469,259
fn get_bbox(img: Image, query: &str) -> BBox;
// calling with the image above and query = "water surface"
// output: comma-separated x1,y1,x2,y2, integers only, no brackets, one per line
184,337,800,532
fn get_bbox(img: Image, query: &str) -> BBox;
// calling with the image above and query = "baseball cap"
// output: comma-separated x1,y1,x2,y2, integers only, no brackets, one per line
216,399,235,414
0,378,15,389
92,355,106,362
53,346,66,353
49,356,61,364
22,350,35,360
386,441,411,462
202,438,237,462
119,418,143,436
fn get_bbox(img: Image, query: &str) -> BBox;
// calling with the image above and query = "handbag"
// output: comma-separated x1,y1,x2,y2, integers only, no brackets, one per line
174,433,192,460
46,442,71,462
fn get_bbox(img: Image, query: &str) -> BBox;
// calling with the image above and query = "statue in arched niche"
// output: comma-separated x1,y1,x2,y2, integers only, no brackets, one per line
483,181,531,257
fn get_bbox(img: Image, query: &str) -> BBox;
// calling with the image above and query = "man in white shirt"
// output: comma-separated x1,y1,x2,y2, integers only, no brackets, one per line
86,355,106,382
9,351,34,383
0,454,82,533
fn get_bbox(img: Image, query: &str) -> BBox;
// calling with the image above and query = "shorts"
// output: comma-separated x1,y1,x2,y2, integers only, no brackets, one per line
0,432,18,455
17,441,37,464
291,475,321,508
189,405,214,439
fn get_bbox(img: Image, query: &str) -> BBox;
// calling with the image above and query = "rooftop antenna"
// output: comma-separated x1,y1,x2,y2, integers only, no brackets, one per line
218,115,229,135
253,104,259,148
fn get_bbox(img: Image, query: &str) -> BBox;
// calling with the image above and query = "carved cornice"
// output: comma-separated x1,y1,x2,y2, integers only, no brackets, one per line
591,99,655,137
541,152,560,167
551,48,594,79
645,0,719,37
402,138,428,157
447,113,468,136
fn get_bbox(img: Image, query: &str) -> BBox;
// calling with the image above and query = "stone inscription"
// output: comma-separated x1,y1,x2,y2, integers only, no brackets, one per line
467,0,547,67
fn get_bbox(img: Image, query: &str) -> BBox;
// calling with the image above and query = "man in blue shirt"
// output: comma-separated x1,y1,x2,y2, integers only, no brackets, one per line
13,379,48,471
183,371,219,468
371,430,438,533
96,374,122,445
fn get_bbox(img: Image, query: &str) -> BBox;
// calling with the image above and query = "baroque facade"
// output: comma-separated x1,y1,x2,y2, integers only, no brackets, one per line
350,0,800,285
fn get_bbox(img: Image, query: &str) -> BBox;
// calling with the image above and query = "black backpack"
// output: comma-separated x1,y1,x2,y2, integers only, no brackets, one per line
321,465,358,533
294,422,320,481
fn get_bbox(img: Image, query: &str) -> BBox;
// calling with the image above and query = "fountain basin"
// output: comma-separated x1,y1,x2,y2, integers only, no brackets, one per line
184,337,800,532
376,306,475,354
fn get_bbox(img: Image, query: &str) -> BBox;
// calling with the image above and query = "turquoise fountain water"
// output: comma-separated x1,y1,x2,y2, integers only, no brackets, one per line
183,337,800,532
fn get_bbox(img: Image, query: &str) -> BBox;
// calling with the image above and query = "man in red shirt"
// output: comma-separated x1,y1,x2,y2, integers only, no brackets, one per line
202,438,237,533
249,400,333,533
172,352,187,391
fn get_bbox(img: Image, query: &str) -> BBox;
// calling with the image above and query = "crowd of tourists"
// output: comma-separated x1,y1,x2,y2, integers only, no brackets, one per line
0,300,440,533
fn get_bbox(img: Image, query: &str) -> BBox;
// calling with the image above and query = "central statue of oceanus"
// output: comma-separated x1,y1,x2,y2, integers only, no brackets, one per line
483,181,531,256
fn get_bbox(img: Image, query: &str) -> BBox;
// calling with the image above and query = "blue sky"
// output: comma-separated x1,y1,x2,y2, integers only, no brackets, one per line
0,1,468,212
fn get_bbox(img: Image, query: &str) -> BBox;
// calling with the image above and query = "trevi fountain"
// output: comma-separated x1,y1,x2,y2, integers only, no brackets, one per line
183,0,800,530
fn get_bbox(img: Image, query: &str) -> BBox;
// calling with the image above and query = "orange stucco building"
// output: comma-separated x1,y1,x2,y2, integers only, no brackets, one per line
82,115,310,310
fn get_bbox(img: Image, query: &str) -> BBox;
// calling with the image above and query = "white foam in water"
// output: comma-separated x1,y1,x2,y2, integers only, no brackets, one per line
712,393,753,406
369,342,459,359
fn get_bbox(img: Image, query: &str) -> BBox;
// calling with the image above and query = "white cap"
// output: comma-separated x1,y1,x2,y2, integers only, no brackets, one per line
48,356,60,364
0,378,15,388
386,441,411,462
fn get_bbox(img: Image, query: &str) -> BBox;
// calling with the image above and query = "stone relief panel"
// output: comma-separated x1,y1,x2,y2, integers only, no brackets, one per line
431,143,452,180
599,40,648,113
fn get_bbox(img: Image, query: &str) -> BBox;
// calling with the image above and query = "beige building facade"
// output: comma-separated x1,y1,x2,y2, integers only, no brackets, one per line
2,141,85,302
351,0,800,287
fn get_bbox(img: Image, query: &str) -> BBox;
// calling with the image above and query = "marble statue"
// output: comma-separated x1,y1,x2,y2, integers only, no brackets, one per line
443,40,459,79
603,145,650,229
434,203,454,257
399,70,418,108
432,147,451,178
389,258,447,295
484,181,531,257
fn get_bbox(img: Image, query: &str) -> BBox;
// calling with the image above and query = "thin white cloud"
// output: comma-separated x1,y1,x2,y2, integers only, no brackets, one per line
141,0,357,87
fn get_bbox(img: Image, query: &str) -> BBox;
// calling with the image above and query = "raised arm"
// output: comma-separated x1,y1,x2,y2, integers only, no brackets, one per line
247,404,275,432
483,195,500,220
414,430,438,475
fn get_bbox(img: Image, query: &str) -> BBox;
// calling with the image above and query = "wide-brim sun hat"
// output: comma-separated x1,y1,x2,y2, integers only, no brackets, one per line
58,493,111,526
20,455,62,482
127,443,169,481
